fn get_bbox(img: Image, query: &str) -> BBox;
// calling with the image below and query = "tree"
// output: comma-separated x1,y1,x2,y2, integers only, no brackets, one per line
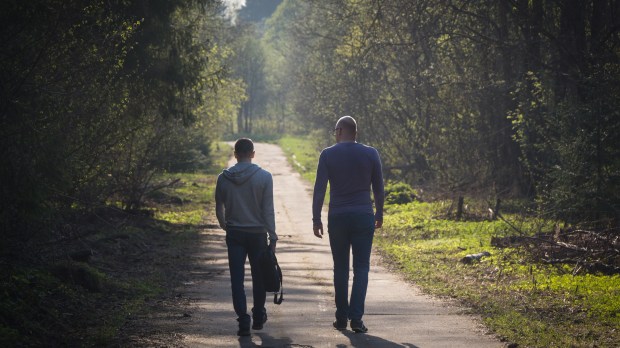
0,0,241,255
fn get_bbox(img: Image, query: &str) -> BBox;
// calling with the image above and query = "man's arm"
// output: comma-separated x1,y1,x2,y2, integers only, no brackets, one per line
214,175,226,230
371,148,385,228
262,173,277,245
312,151,328,238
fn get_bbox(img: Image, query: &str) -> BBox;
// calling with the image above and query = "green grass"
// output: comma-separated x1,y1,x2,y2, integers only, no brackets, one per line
279,135,323,183
378,201,620,347
153,141,232,225
278,135,331,204
279,135,620,348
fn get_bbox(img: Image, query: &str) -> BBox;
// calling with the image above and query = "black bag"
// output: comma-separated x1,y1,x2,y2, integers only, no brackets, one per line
259,247,283,304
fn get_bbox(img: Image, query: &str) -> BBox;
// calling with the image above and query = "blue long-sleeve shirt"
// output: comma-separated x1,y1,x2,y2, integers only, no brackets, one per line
312,142,384,225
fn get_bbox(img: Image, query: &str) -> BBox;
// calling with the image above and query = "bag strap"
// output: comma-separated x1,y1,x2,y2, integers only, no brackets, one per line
273,254,283,305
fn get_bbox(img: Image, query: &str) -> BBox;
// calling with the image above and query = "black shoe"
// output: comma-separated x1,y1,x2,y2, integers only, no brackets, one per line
252,313,268,330
333,318,347,330
350,320,368,333
237,327,251,336
237,316,251,336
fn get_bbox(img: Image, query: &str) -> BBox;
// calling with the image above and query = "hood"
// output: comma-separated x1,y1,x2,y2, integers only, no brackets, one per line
222,162,261,185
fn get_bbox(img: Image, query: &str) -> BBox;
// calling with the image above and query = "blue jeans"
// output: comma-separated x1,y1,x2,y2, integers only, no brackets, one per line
328,212,375,321
225,229,268,326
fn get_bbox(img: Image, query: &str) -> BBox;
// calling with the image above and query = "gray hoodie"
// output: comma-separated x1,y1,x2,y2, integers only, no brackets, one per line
215,162,277,241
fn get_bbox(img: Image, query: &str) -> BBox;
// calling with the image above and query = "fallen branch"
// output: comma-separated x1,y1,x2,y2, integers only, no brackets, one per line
543,258,620,275
145,178,181,194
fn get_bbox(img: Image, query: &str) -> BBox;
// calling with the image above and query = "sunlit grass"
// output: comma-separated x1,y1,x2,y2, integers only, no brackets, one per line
279,135,321,183
153,141,231,225
155,209,205,225
377,200,620,347
278,135,330,204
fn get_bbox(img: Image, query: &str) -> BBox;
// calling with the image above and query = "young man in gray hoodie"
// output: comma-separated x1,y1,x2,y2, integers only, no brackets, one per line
215,138,278,336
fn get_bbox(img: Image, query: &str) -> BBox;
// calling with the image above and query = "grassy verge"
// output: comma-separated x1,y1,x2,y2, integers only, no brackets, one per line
278,135,331,204
279,135,620,348
279,135,322,183
0,142,231,347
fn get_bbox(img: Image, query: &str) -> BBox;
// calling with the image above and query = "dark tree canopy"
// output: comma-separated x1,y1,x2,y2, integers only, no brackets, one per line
0,0,237,255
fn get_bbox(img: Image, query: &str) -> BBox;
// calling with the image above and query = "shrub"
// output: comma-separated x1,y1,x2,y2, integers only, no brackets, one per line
385,181,418,205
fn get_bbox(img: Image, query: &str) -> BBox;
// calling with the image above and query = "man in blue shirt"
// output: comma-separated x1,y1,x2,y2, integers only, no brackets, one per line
312,116,385,333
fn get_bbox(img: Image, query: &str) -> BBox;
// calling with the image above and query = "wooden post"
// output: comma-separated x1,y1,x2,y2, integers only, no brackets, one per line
491,198,501,220
456,196,464,220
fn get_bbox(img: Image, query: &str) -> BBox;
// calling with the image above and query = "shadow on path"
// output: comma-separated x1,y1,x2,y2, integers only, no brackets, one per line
338,330,419,348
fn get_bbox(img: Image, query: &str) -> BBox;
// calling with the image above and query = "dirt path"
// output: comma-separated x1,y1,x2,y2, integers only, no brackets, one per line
166,143,502,347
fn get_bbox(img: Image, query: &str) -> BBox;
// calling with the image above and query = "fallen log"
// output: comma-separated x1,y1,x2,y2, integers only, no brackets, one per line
460,251,491,264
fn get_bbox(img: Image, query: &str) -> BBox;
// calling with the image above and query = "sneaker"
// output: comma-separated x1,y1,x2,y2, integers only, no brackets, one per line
333,318,347,330
350,320,368,333
237,327,251,336
237,316,251,336
252,313,268,330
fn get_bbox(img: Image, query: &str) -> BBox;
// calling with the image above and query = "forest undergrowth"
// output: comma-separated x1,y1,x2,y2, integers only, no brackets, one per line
0,143,230,347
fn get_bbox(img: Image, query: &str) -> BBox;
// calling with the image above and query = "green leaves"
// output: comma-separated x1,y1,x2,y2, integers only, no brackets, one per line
0,0,235,246
270,0,620,225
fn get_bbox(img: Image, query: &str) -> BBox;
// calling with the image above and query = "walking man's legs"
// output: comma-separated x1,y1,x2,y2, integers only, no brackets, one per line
226,230,251,334
247,233,267,327
328,213,374,332
226,230,269,335
349,213,375,322
328,215,351,322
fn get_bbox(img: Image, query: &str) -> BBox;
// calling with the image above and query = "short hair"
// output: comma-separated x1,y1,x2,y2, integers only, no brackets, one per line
234,138,254,156
337,115,357,133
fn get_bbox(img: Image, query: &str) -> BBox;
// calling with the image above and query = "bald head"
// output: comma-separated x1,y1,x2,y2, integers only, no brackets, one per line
335,116,357,142
336,116,357,133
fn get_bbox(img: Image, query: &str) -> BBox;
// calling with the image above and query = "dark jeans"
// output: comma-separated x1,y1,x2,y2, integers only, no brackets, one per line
225,229,268,326
328,212,375,321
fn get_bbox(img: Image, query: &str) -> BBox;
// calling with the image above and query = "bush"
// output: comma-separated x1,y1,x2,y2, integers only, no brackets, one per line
385,181,418,205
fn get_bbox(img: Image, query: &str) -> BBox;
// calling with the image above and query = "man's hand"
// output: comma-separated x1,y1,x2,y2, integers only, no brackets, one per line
269,239,277,253
313,223,324,238
375,219,383,228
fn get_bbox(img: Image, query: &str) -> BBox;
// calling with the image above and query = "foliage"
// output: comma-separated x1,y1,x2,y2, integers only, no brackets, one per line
265,0,620,226
221,2,304,136
0,0,241,342
0,1,242,259
384,181,418,205
0,142,230,345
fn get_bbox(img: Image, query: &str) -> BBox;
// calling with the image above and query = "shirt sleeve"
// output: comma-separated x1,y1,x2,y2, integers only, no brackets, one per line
371,148,385,221
262,173,277,240
214,175,226,229
312,150,329,225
